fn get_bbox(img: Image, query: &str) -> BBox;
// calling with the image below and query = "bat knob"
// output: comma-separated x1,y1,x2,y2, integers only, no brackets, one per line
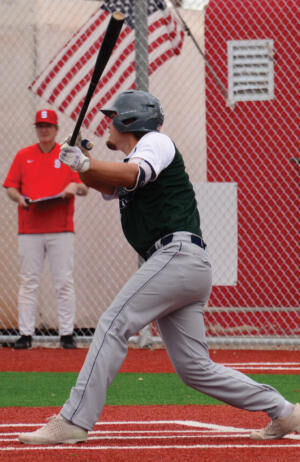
81,139,93,150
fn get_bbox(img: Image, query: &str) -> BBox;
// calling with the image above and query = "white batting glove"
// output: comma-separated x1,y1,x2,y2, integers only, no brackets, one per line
63,132,94,155
59,144,90,172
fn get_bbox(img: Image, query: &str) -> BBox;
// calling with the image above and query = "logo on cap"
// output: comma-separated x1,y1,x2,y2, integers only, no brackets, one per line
35,109,58,126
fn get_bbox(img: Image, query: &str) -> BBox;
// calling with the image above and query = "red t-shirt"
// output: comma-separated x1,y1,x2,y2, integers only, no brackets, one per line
3,143,82,234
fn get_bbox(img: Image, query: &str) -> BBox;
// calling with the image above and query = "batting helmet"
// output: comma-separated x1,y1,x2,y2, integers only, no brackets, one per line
100,90,164,133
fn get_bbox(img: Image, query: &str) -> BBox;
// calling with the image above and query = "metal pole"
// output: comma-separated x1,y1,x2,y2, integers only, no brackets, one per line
135,0,148,272
135,0,149,91
134,1,153,347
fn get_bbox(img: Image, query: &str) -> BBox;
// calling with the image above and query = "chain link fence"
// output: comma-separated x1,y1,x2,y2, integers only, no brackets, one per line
0,0,298,347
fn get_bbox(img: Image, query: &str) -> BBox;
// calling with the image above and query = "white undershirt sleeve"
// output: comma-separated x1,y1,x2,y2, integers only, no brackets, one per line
102,132,176,198
129,132,175,179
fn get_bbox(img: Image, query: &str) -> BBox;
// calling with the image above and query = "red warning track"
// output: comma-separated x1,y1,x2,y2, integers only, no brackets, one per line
0,406,299,462
0,348,299,373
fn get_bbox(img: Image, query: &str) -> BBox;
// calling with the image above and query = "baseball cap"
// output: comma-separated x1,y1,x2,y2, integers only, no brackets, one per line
35,109,58,126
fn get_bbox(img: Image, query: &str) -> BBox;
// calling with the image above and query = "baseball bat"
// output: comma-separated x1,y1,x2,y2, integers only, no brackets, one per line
69,11,125,146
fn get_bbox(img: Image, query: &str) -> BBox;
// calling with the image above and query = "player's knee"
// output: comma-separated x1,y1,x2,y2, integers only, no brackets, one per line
54,278,74,295
107,314,137,341
173,356,212,385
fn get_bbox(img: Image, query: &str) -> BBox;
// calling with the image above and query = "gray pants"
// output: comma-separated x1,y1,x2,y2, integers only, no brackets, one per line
61,233,286,430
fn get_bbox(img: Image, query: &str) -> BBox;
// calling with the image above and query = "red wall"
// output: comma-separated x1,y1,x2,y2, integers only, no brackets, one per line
205,0,299,308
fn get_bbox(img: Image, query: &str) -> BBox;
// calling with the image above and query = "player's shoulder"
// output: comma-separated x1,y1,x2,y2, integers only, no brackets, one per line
138,131,174,149
142,131,172,142
16,144,39,158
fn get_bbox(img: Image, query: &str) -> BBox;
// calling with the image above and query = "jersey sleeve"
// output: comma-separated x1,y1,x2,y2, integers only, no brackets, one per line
130,132,175,179
3,153,22,189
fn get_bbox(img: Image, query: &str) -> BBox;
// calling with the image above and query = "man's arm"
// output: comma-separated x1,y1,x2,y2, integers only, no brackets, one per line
59,145,139,194
76,183,89,196
79,159,139,194
6,187,29,208
61,182,88,199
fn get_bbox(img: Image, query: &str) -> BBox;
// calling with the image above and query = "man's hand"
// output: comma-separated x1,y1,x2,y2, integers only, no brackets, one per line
63,132,94,156
59,145,91,172
7,188,31,208
61,182,88,198
19,196,30,208
61,183,78,199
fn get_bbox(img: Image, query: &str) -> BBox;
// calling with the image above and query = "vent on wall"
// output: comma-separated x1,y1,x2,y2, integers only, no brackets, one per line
227,39,274,105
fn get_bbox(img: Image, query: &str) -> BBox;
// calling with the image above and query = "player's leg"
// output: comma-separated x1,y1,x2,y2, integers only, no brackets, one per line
16,234,45,344
157,304,291,418
60,240,206,431
46,232,76,343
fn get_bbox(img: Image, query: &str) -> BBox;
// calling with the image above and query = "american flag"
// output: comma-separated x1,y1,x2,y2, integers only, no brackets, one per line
29,0,184,137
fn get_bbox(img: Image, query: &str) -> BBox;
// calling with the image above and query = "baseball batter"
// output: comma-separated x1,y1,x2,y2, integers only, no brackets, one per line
19,90,300,445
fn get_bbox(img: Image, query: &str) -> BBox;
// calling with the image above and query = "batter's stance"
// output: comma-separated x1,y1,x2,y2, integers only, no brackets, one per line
19,90,299,444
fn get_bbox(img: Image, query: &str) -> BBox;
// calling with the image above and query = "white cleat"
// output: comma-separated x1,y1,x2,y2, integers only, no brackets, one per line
18,414,88,445
250,403,300,440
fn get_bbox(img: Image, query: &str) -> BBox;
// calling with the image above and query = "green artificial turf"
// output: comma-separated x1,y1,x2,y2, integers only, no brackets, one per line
0,372,299,407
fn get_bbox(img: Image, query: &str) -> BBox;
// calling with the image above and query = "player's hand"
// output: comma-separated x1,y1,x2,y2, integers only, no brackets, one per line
63,132,94,157
61,183,78,199
19,196,30,208
59,144,90,172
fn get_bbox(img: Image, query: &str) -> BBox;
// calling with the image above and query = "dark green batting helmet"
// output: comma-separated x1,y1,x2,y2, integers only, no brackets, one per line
100,90,164,133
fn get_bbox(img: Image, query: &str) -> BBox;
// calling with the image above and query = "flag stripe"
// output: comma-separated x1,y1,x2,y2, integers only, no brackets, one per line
36,15,110,101
29,2,184,137
87,45,181,136
81,12,183,130
57,12,181,116
59,28,134,114
56,31,134,113
49,25,132,106
31,10,109,98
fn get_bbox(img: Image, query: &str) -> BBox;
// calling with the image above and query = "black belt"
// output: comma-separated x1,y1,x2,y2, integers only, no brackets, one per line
146,234,206,259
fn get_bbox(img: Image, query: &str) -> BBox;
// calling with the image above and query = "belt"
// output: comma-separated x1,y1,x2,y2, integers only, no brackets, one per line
146,233,206,259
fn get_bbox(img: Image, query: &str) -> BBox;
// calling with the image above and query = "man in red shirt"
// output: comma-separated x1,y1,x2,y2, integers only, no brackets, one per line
3,109,88,349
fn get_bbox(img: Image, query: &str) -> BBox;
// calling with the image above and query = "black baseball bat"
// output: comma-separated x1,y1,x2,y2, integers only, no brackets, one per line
69,11,125,146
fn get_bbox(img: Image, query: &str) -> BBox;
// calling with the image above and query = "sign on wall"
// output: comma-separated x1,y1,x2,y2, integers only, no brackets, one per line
194,182,238,286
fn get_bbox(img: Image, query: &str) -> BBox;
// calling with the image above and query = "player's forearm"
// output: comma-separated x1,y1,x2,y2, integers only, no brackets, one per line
75,183,89,196
6,187,29,208
78,171,115,194
79,158,138,191
6,187,23,203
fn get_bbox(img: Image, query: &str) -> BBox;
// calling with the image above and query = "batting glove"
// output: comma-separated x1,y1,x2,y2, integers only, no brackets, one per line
59,145,91,172
63,132,94,155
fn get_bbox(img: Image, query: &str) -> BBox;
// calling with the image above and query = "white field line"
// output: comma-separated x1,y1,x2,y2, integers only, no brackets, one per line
1,443,300,451
0,434,255,442
0,419,299,434
1,420,299,452
223,363,300,365
225,367,300,371
2,433,299,443
221,362,300,371
0,429,251,436
0,420,251,431
2,431,299,441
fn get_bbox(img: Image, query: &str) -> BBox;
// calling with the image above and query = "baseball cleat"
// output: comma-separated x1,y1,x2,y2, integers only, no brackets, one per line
18,414,88,445
250,403,300,440
60,334,77,349
13,335,32,350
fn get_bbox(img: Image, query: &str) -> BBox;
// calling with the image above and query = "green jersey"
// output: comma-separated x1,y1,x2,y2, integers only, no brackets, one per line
119,144,202,260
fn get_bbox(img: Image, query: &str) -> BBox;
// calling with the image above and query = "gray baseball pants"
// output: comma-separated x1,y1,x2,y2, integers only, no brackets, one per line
61,232,287,430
